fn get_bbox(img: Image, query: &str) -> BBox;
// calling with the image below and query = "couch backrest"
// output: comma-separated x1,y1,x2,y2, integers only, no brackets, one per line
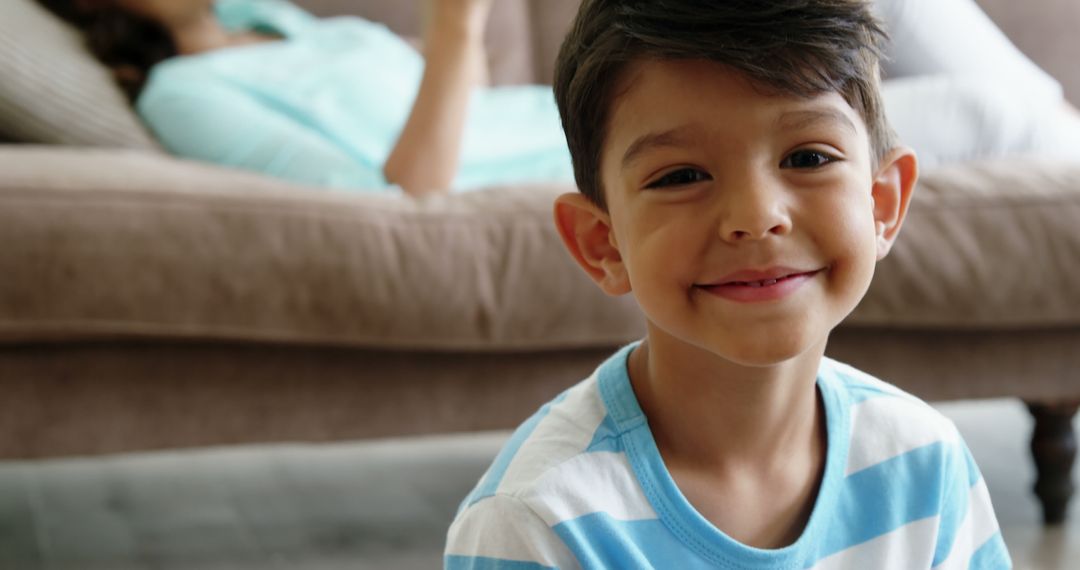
976,0,1080,103
524,0,580,85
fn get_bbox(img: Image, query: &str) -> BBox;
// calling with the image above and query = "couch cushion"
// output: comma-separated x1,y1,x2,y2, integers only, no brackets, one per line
0,0,159,149
0,146,644,350
0,148,1077,350
851,158,1080,328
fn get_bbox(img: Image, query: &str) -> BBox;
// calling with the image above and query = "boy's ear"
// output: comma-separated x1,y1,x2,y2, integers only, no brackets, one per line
553,193,631,296
870,147,919,260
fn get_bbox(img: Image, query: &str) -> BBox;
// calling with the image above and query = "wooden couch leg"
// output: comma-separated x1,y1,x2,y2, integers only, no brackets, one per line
1025,401,1079,525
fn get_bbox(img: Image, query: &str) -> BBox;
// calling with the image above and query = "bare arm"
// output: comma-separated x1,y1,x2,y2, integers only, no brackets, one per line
383,0,492,198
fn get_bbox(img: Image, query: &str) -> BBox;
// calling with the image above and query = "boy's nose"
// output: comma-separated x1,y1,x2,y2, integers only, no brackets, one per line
716,176,792,242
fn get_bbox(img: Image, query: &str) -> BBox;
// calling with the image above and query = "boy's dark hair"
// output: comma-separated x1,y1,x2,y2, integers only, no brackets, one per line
553,0,896,208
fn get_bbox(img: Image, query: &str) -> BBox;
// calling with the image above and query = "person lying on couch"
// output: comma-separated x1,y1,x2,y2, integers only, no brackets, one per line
40,0,576,197
446,0,1010,567
41,0,1080,199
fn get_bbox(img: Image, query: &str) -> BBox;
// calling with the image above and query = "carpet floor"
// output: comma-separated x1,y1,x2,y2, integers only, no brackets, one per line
0,398,1074,569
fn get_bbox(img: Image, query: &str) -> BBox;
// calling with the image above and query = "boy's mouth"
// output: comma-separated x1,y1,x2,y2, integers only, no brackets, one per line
695,267,822,302
722,271,818,287
709,267,821,286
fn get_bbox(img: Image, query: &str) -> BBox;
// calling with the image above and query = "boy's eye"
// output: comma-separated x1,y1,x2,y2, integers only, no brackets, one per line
780,150,836,169
645,168,711,189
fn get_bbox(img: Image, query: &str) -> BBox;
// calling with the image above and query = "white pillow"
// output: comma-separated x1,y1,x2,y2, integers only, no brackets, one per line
883,74,1080,168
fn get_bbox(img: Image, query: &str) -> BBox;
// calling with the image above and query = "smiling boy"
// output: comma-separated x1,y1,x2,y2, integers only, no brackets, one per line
445,1,1009,568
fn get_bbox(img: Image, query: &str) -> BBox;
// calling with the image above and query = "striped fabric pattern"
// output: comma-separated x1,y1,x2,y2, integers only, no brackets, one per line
0,0,159,148
446,344,1010,569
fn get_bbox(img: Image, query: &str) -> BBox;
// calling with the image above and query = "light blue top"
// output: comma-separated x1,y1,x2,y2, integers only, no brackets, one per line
446,343,1011,569
136,0,573,192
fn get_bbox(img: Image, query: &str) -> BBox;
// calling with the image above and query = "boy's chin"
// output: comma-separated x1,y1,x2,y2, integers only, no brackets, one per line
701,330,828,368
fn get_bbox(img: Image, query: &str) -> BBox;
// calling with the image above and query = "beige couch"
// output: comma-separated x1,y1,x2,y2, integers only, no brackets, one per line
1,0,1078,527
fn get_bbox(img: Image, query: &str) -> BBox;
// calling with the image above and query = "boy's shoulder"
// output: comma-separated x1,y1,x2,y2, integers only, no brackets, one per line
816,359,1009,569
454,348,652,521
821,357,964,474
459,371,629,504
448,351,660,564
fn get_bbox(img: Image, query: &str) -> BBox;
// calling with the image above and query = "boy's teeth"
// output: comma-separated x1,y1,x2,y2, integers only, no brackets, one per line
744,278,780,288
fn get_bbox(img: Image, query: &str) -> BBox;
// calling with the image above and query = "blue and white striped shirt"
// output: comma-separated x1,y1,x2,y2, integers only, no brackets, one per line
445,343,1010,569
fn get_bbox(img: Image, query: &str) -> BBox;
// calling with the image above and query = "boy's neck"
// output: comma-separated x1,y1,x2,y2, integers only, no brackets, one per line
628,330,829,547
628,329,826,471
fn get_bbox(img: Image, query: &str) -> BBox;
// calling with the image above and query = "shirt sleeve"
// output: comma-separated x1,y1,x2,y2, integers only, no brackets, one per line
445,494,579,570
136,80,391,192
931,436,1012,569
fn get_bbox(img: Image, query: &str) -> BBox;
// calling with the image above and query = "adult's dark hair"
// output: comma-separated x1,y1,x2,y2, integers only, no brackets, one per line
37,0,176,102
553,0,897,208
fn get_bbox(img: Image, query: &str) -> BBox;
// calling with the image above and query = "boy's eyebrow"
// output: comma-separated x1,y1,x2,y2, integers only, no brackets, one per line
620,109,857,168
777,108,858,135
621,125,698,169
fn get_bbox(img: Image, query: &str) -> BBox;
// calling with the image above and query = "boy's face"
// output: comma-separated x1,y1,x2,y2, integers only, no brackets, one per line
555,59,916,367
